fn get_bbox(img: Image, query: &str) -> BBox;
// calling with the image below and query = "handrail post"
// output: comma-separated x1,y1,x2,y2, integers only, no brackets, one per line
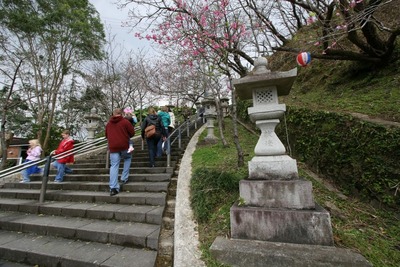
106,150,110,169
39,155,52,203
167,136,171,168
178,124,182,149
186,119,190,137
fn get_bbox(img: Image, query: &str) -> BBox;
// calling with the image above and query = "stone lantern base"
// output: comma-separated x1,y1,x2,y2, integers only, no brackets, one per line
210,237,373,267
204,136,218,144
230,203,334,246
248,155,298,180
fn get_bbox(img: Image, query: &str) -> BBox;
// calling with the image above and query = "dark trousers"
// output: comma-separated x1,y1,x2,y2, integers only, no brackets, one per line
157,128,169,157
146,135,161,167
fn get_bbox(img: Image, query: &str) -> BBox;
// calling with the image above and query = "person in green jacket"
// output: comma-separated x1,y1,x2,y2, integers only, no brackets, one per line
157,106,170,157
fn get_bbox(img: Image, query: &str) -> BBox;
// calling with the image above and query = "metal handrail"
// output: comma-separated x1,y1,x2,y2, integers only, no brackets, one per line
137,114,203,168
0,116,203,202
165,114,204,167
0,137,108,179
0,135,110,203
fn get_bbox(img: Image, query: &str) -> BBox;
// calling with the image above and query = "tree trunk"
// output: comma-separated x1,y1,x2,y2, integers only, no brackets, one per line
230,79,244,167
0,60,22,170
216,99,229,147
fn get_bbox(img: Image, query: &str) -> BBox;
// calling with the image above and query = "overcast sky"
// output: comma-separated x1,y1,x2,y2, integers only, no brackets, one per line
89,0,152,54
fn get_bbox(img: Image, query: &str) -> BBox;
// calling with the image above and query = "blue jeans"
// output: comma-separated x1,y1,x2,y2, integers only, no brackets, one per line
21,159,42,182
52,161,72,182
157,128,168,157
147,135,161,167
109,150,131,192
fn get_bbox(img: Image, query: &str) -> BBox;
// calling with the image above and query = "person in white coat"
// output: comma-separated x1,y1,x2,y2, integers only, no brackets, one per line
20,139,42,183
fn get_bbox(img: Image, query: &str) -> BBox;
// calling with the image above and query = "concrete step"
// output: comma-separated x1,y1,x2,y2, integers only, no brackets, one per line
0,259,32,267
0,230,157,267
43,167,174,175
0,198,164,224
0,188,167,206
72,161,177,168
27,173,172,182
0,121,205,267
4,181,170,193
0,211,160,249
74,154,182,162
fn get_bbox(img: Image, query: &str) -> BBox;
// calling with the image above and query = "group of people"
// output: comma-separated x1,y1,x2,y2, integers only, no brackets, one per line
20,129,74,183
19,106,176,197
106,106,175,196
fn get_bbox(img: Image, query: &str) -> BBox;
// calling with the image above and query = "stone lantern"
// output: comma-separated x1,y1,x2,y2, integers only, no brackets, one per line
84,108,101,141
201,96,218,143
210,57,372,266
229,56,334,245
220,97,229,117
235,57,299,179
194,101,202,116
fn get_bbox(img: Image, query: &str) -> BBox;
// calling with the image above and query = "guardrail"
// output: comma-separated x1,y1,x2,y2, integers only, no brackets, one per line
0,114,205,203
168,114,205,166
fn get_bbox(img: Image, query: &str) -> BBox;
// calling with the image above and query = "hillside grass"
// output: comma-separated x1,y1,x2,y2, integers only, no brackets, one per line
190,119,400,267
269,47,400,122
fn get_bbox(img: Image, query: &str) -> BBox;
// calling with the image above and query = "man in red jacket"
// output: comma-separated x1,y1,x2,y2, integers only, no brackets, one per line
105,108,135,196
51,129,74,183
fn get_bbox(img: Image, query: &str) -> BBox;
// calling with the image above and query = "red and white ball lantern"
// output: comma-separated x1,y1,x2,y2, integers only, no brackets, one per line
296,52,311,67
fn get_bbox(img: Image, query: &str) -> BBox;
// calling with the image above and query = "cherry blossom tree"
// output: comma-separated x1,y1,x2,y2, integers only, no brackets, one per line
265,0,400,64
120,0,399,69
119,0,265,76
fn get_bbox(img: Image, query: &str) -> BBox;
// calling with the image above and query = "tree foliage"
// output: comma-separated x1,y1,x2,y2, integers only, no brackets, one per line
120,0,399,76
279,0,400,64
0,0,105,151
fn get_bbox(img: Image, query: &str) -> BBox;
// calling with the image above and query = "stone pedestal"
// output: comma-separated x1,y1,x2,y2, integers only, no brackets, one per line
230,203,333,245
211,237,372,267
248,155,298,180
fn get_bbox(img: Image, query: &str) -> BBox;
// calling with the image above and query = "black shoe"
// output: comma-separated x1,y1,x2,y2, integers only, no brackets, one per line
110,188,118,196
121,179,128,185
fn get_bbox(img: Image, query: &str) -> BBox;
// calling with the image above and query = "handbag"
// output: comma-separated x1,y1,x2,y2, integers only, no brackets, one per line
144,124,156,139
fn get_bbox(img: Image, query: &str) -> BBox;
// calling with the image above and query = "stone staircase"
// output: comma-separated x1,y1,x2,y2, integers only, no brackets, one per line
0,130,194,267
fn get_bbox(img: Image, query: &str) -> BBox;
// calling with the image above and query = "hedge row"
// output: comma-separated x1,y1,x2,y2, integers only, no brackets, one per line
275,107,400,207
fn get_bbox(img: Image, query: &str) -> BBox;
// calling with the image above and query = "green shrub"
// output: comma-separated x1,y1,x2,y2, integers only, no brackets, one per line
190,168,241,224
277,107,400,207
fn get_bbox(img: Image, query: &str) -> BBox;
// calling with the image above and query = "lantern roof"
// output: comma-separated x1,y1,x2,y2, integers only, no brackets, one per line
233,57,297,100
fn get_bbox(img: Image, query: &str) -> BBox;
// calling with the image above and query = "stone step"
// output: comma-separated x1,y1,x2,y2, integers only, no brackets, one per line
27,173,172,182
0,211,160,249
0,198,164,224
0,121,204,267
0,188,167,206
4,181,170,193
71,161,177,168
0,230,157,267
74,154,181,163
43,167,174,175
0,259,32,267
